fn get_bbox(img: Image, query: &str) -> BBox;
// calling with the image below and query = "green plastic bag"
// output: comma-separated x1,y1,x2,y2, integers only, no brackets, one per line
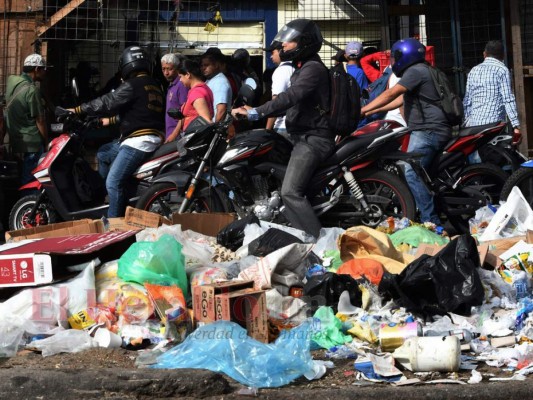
118,234,188,297
389,226,449,248
311,306,352,349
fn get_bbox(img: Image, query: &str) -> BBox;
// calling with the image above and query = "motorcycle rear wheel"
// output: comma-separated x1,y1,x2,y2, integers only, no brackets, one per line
135,182,224,219
9,194,59,231
446,163,508,234
501,167,533,204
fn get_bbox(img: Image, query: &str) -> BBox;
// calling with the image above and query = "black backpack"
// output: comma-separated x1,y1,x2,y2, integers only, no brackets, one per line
424,64,464,126
326,63,361,136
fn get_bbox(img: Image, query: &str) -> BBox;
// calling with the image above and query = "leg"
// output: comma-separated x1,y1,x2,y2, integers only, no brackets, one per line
21,151,42,185
404,130,449,224
106,145,151,217
97,140,120,179
281,135,334,239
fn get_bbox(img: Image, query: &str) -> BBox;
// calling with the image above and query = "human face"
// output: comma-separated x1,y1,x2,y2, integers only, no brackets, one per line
270,49,281,65
282,41,298,52
34,66,47,82
179,72,192,88
162,62,179,82
200,58,219,79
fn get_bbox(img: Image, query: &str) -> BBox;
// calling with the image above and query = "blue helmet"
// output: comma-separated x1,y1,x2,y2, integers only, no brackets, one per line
391,38,426,77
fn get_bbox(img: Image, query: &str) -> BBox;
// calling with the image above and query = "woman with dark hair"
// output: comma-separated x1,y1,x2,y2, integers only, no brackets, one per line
165,59,214,143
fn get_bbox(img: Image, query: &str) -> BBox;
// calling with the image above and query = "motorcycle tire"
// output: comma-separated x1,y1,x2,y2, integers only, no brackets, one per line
323,169,416,228
135,182,224,220
446,163,508,234
9,194,59,231
500,167,533,204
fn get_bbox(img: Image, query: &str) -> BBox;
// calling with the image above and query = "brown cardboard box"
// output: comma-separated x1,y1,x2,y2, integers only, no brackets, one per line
172,212,236,237
192,280,254,324
215,288,269,343
5,219,101,242
121,206,171,229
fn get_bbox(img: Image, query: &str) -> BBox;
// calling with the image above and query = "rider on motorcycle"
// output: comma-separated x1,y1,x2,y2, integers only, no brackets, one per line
68,46,165,217
231,19,333,240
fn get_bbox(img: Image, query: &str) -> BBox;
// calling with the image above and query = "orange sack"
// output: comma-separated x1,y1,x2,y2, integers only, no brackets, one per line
337,258,384,285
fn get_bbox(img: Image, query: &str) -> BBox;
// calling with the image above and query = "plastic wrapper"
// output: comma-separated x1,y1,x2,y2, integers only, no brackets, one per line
216,214,260,251
311,306,352,349
378,234,484,319
30,329,97,357
118,234,188,297
304,272,363,313
390,225,449,248
150,320,315,388
189,266,228,287
469,205,498,236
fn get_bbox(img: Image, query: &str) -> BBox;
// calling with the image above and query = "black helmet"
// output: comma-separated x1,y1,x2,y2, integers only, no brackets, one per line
274,19,323,62
232,48,251,70
119,46,150,79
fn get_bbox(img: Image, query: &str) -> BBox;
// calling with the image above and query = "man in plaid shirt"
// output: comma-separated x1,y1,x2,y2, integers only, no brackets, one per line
463,40,521,144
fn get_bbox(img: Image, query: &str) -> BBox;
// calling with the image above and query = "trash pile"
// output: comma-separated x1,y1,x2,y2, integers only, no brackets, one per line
2,189,533,390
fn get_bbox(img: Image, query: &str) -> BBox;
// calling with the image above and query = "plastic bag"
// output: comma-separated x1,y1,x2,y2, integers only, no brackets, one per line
312,227,345,258
304,272,363,313
248,228,304,257
311,306,352,349
150,320,315,388
337,258,384,285
30,329,97,356
118,234,188,297
378,234,484,318
389,225,449,248
217,214,260,251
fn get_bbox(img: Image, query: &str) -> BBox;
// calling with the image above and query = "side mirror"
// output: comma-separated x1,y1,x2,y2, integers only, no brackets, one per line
167,108,184,120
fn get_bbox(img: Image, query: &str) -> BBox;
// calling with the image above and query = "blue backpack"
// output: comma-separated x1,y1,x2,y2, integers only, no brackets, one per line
358,67,392,127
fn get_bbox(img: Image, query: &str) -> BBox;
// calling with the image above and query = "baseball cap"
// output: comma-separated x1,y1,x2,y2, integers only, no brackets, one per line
345,41,363,59
24,54,51,68
331,49,345,62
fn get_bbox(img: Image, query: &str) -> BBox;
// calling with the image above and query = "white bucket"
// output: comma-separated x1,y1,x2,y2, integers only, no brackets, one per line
392,336,461,372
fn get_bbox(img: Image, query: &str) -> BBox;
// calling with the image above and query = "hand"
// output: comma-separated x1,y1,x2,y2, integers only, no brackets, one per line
100,117,110,127
512,127,522,146
66,108,75,113
231,107,248,119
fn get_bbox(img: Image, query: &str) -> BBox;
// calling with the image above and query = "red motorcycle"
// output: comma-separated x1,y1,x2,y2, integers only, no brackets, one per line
8,107,181,230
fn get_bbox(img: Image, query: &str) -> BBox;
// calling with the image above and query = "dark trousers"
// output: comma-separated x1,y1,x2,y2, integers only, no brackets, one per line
281,134,335,239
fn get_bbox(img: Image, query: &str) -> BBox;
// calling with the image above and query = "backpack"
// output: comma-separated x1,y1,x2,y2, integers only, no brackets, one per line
359,66,393,125
424,64,464,126
326,63,361,136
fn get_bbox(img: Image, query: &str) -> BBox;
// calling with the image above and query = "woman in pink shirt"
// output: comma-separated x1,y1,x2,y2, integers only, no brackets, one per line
165,59,214,143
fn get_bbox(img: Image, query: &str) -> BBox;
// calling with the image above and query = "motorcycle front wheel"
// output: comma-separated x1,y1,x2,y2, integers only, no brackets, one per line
501,167,533,204
321,169,416,228
135,182,224,219
9,194,59,231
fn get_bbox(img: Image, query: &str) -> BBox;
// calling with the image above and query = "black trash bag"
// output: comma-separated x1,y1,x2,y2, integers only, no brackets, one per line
248,228,303,257
216,214,260,251
304,272,363,314
378,234,484,319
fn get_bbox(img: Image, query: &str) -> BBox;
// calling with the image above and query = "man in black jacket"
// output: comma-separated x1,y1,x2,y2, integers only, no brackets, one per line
70,46,164,217
232,19,333,240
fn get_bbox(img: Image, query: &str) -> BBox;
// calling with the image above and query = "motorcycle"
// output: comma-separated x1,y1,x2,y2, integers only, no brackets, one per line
500,160,533,204
135,111,416,230
384,121,510,233
475,124,526,174
8,107,182,230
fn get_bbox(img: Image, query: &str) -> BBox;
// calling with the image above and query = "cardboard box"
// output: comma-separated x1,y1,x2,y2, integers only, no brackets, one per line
193,280,254,323
215,288,268,343
0,231,136,289
172,212,236,237
5,219,101,242
121,206,171,229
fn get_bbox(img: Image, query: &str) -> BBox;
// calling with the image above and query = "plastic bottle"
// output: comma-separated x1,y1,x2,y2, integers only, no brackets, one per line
392,336,461,372
424,328,479,344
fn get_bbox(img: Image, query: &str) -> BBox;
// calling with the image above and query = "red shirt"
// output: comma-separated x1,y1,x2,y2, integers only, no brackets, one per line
181,83,214,131
360,52,383,83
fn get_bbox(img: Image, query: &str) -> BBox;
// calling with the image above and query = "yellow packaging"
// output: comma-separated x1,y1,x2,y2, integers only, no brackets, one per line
68,309,97,330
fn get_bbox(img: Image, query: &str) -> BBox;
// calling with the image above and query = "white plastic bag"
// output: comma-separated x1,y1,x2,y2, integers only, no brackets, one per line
30,328,97,356
479,187,533,241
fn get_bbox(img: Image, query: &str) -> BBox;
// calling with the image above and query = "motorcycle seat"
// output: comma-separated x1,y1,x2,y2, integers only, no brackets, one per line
457,121,501,137
150,141,178,159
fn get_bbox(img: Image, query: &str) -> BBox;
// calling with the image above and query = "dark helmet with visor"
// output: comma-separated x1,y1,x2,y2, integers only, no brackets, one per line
390,38,426,77
119,46,151,79
274,19,323,62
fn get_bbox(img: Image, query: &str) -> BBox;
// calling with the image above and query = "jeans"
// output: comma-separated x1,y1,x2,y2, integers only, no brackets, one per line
404,130,450,225
106,144,153,217
281,134,335,239
97,140,120,179
21,150,42,185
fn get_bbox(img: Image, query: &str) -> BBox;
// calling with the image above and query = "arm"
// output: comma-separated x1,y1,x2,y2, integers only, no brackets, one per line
214,103,228,122
360,52,382,82
165,119,183,143
75,82,133,116
462,76,472,121
370,95,404,115
35,115,48,145
361,83,407,116
265,95,279,129
192,97,213,123
499,70,520,129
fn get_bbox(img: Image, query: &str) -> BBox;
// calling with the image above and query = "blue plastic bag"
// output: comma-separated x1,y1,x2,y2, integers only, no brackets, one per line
150,320,314,388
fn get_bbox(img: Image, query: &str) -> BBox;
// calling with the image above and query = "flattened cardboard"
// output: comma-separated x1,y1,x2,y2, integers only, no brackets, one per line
5,219,100,242
172,212,236,237
123,206,171,229
192,280,254,323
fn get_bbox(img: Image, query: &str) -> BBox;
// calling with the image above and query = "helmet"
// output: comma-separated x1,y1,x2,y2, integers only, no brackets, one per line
391,38,426,77
274,19,323,62
119,46,150,79
232,48,251,70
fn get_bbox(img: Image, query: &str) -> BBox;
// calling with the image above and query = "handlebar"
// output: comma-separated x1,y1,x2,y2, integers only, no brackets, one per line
54,106,102,133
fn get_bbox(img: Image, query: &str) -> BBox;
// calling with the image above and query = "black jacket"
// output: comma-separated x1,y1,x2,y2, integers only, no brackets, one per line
76,73,165,141
255,54,332,138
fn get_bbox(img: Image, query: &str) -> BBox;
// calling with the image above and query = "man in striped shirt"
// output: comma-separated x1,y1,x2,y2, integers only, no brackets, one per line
463,40,521,142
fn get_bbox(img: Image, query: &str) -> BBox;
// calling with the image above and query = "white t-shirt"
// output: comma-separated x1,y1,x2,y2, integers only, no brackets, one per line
271,62,295,130
385,72,406,127
122,135,162,152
